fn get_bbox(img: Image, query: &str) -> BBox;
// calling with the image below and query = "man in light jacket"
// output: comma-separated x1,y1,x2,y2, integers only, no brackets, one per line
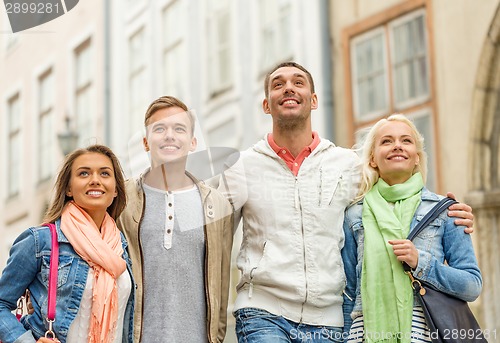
218,62,474,342
118,96,233,343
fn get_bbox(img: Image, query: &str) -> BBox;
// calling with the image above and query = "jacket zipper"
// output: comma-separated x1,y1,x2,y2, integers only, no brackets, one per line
248,240,268,299
296,176,308,323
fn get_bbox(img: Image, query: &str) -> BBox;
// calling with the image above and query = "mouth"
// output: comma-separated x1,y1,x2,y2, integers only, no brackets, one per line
387,155,408,161
280,98,300,106
86,190,104,197
159,144,180,151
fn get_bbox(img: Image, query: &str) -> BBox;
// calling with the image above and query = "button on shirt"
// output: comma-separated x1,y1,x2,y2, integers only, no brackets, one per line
267,132,320,176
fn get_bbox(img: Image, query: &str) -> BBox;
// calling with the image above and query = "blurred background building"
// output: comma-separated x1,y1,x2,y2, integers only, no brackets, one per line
1,0,499,340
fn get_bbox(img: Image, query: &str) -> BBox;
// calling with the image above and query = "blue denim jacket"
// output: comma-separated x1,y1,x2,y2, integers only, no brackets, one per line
341,188,482,333
0,219,135,343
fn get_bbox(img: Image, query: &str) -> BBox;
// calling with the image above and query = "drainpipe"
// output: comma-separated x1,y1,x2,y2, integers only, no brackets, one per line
319,0,334,141
103,0,111,145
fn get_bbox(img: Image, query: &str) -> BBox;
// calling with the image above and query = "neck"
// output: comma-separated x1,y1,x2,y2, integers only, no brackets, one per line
272,127,313,157
145,164,194,191
87,211,106,231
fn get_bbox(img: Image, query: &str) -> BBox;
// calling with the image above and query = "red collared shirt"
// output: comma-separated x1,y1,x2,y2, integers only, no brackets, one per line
268,132,320,176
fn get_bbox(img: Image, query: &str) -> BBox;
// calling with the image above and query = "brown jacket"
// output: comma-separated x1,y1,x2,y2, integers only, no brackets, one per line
117,173,233,343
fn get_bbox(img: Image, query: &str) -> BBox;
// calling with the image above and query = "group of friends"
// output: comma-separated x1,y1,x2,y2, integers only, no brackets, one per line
0,62,481,343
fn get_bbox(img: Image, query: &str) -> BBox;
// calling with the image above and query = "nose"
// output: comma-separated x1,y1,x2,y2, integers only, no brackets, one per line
393,141,403,150
163,127,175,141
89,173,101,185
284,80,295,94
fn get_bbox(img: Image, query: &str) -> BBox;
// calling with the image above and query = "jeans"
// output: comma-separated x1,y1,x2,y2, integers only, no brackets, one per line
235,308,344,343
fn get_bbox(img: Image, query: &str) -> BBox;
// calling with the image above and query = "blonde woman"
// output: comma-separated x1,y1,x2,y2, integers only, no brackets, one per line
342,115,482,343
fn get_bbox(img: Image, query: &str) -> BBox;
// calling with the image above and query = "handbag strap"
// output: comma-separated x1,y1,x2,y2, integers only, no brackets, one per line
403,197,457,273
43,223,59,339
406,197,457,241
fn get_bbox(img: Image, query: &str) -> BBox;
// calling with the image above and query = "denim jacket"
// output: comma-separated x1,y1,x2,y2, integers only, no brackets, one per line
341,188,483,332
0,219,135,343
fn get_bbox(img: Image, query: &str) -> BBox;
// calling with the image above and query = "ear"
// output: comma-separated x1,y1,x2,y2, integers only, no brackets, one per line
190,137,198,152
369,156,377,169
311,93,318,110
66,188,72,197
114,189,118,198
143,137,150,152
262,98,271,114
415,155,420,166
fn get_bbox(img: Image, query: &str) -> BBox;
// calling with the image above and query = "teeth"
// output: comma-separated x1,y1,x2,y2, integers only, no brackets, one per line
161,146,178,151
87,191,103,196
284,100,298,105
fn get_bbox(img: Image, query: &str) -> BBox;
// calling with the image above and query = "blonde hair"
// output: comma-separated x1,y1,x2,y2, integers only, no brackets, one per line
354,114,427,202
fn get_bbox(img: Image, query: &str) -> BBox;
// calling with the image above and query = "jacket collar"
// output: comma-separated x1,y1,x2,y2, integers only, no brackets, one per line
252,134,334,159
136,168,211,203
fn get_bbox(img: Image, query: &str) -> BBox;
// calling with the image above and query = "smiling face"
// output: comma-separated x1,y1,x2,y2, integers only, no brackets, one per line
143,106,197,167
263,66,318,130
66,152,118,225
370,120,420,185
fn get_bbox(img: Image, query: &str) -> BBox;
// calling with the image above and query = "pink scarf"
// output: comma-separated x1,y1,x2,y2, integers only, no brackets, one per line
60,201,126,343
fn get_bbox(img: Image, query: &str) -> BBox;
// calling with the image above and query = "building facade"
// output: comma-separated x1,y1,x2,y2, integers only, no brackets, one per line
1,1,331,341
0,0,107,268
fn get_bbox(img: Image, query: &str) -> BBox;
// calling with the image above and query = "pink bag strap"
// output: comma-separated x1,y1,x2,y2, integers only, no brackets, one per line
43,223,59,340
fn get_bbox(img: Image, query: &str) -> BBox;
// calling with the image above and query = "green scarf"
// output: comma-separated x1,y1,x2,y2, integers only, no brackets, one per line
361,173,424,343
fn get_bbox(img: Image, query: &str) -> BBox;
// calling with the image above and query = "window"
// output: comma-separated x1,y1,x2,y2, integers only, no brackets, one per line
38,70,54,181
128,28,147,140
351,28,389,119
390,12,429,108
7,94,21,197
207,0,232,96
162,0,186,98
74,39,93,147
346,6,437,190
351,10,429,120
258,0,292,71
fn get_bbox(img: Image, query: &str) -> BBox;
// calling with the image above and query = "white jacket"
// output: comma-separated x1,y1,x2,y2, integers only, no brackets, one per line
219,136,361,327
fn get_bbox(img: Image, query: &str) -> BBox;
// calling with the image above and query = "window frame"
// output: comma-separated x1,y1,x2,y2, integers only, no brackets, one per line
38,69,54,182
7,93,21,198
342,0,441,191
74,38,93,148
206,0,233,97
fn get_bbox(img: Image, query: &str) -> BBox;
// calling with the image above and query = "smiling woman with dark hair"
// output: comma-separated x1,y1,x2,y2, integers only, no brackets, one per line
0,144,134,343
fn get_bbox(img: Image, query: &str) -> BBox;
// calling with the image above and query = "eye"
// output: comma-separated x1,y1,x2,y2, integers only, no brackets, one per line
403,138,413,143
78,171,89,177
153,126,165,133
101,171,111,177
273,82,283,89
175,127,187,133
295,80,304,86
381,139,392,144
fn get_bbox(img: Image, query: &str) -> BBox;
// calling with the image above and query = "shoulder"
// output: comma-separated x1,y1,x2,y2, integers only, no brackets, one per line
344,200,364,229
199,182,230,206
317,139,360,163
10,225,51,254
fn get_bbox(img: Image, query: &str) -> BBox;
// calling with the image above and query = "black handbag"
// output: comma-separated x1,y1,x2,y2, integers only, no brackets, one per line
404,197,487,343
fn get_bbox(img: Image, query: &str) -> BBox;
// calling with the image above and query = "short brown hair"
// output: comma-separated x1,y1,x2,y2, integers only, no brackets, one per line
144,96,195,135
44,144,127,223
264,62,315,99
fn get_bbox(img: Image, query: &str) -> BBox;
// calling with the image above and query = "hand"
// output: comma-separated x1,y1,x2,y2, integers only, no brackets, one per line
446,192,474,233
388,239,419,269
